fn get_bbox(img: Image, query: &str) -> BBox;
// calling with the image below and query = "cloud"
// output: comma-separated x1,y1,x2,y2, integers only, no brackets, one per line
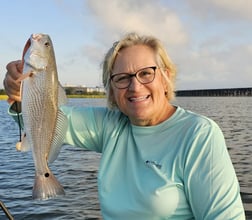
187,0,252,20
52,0,252,89
176,42,252,89
86,0,188,48
211,0,252,20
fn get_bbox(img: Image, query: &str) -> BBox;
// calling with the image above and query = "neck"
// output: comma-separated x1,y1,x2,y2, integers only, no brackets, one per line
131,103,176,126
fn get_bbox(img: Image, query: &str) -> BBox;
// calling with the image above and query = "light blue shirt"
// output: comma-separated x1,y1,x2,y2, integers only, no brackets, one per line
61,105,245,219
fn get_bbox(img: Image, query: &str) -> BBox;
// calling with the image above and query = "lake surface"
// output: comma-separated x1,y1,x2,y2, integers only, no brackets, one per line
0,97,251,219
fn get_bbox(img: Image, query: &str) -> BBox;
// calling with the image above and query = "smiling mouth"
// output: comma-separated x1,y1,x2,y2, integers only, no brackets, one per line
128,95,150,102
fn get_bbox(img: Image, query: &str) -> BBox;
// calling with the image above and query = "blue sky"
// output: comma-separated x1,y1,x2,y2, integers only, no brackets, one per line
0,0,251,90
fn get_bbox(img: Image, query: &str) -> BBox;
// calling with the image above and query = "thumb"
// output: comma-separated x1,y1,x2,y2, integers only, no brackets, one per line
16,60,23,73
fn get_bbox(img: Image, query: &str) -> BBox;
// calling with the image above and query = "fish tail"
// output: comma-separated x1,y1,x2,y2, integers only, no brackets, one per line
32,170,65,200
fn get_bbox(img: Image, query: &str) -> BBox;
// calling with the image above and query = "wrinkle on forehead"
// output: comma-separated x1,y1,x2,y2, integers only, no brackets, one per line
112,45,157,74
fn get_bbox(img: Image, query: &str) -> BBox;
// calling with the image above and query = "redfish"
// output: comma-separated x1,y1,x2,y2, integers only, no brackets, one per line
17,33,67,200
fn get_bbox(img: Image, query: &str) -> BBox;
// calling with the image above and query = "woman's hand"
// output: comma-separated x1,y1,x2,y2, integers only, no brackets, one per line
3,60,23,103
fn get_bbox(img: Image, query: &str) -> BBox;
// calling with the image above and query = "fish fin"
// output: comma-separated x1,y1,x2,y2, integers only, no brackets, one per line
32,169,65,200
16,133,31,151
47,109,68,163
58,83,67,106
15,71,33,83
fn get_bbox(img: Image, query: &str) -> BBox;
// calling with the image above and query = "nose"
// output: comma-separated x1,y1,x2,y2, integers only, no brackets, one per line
128,76,143,90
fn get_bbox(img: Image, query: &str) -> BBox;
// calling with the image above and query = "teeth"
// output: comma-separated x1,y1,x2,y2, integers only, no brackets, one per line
129,95,149,102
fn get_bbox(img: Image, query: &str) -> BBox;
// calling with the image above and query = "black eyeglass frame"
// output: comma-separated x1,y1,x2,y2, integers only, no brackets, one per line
110,66,157,89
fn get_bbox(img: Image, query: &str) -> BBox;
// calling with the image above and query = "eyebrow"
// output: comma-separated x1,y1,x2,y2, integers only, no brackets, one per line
112,66,156,75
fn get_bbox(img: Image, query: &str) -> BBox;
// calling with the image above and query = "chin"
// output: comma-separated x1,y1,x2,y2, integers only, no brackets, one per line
129,113,152,126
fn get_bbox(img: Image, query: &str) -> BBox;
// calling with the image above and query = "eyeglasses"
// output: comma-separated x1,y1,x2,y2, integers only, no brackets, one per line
110,66,157,89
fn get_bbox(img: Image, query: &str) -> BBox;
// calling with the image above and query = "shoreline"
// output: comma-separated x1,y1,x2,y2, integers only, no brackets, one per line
0,95,7,100
67,94,106,99
0,94,106,101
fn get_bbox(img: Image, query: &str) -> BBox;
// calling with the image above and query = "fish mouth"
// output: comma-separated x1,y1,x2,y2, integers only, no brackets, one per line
128,95,151,102
21,38,31,70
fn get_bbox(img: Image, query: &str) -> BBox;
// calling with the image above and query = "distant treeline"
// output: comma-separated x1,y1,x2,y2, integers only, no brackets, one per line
64,88,105,96
1,87,252,96
0,89,6,95
0,88,105,96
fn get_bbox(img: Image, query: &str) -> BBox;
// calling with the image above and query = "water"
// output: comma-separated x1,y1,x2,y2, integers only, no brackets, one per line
0,97,251,219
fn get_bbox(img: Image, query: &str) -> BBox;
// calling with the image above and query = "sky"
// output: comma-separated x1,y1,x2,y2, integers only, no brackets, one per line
0,0,251,90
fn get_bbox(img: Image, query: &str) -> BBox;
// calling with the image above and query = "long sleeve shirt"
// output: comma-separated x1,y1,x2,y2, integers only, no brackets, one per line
61,105,245,219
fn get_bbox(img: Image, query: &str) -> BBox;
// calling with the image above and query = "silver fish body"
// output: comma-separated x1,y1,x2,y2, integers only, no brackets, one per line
21,33,67,200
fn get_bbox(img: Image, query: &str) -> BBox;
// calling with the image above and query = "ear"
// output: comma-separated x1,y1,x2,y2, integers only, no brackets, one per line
161,68,169,86
160,68,170,97
164,68,170,78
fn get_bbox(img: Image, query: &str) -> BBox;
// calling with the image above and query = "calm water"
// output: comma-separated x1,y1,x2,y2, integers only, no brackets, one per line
0,97,251,219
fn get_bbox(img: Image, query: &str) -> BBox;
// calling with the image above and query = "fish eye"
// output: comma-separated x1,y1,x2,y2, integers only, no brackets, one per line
44,42,50,47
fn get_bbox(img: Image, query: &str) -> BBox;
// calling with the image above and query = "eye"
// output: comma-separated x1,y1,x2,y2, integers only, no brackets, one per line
139,70,152,78
142,71,151,75
44,42,50,47
114,74,130,82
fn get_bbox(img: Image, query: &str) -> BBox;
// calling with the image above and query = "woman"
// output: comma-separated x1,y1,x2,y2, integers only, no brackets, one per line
3,32,245,219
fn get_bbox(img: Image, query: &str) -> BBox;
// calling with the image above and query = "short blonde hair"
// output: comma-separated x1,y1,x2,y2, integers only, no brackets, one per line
102,32,177,108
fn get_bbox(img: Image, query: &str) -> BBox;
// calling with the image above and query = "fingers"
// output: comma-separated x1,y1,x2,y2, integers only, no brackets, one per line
16,60,23,73
6,60,22,79
3,60,22,102
3,74,21,102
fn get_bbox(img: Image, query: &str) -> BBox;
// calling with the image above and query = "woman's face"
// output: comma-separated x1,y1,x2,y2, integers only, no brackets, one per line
111,44,173,126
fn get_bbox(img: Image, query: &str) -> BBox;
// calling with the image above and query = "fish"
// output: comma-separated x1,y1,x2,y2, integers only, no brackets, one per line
17,33,68,200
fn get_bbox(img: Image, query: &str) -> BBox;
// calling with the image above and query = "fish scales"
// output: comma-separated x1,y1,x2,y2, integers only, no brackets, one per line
19,33,68,200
